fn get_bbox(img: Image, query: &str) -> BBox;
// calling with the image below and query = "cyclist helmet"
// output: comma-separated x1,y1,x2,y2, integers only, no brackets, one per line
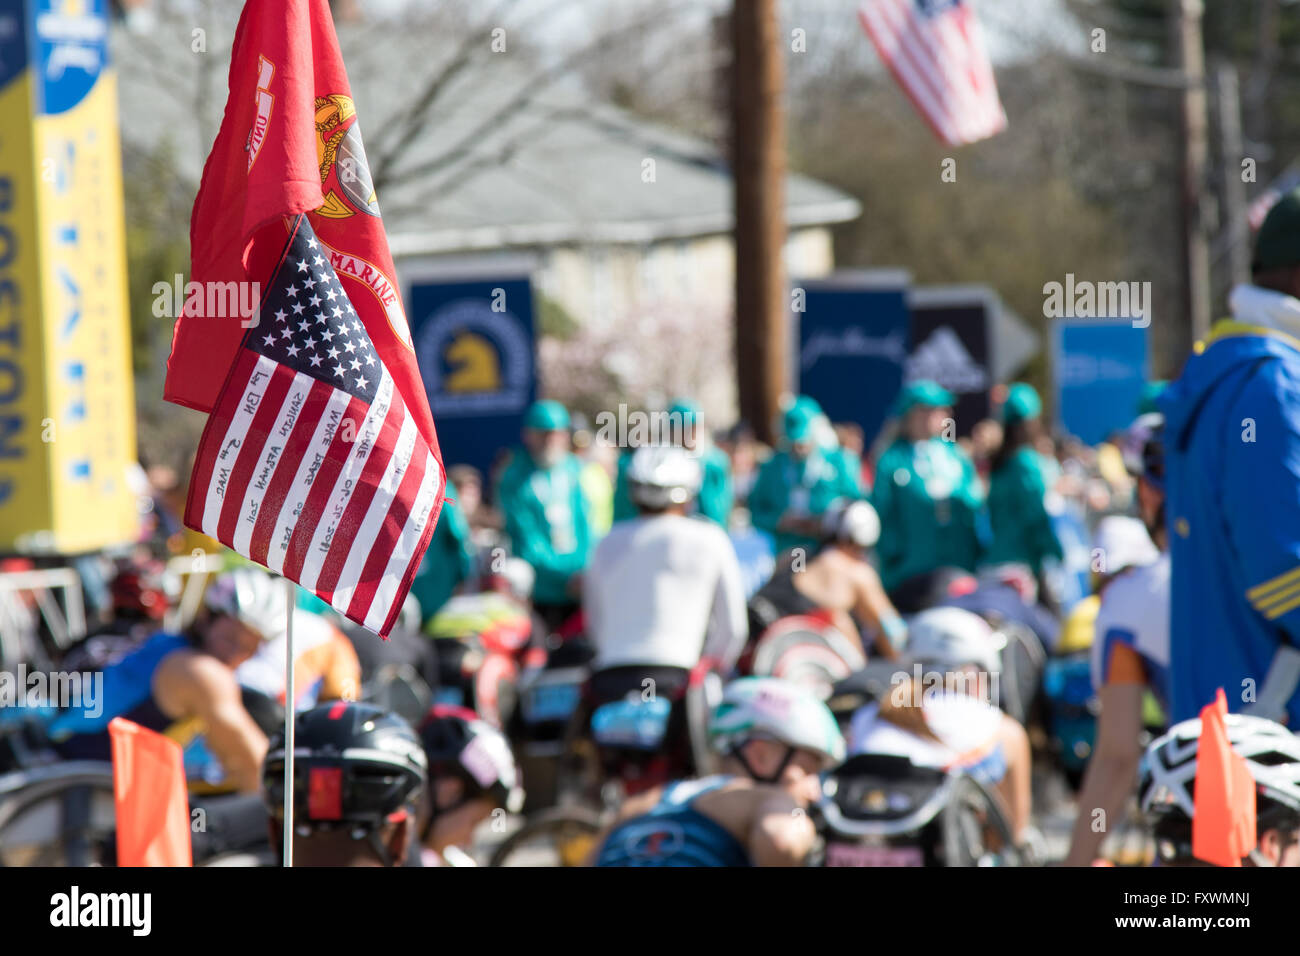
1138,714,1300,859
626,444,702,509
204,566,288,641
903,606,1004,675
710,677,846,778
418,704,523,820
263,702,426,864
822,499,880,549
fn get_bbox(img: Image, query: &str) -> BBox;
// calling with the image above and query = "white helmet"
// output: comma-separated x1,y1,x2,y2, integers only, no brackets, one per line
204,567,288,641
709,676,846,770
498,557,536,602
627,444,702,509
822,499,880,549
1092,515,1158,574
903,607,1004,675
1138,713,1300,824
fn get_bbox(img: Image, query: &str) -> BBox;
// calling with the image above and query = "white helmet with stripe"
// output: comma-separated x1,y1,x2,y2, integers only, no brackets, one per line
710,676,845,768
1138,713,1300,823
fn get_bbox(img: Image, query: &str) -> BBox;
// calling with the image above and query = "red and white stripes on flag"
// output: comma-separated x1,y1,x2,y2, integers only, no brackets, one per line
858,0,1007,146
185,216,444,637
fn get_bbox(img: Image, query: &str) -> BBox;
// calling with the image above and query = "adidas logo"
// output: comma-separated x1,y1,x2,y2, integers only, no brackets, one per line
906,326,987,393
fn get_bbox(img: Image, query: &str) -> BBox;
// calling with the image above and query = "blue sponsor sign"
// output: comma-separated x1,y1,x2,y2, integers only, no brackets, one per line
31,0,109,115
408,277,536,482
796,273,911,447
730,525,776,600
1053,319,1149,445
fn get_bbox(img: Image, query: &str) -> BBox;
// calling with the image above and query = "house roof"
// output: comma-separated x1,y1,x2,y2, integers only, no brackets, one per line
110,23,860,255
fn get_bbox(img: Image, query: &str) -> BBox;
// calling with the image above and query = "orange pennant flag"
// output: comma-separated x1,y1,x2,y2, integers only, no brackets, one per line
109,718,193,867
1191,689,1256,867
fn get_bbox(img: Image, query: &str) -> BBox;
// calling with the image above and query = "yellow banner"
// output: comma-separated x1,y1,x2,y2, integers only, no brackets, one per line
0,1,138,554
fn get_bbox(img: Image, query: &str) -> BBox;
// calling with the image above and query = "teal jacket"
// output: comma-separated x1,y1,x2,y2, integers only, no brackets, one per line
612,445,734,527
985,446,1063,574
410,479,476,624
749,447,861,554
872,438,984,592
496,448,593,605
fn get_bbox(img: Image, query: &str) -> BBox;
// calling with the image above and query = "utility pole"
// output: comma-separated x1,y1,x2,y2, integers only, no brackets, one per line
730,0,786,446
1216,61,1251,295
1172,0,1212,346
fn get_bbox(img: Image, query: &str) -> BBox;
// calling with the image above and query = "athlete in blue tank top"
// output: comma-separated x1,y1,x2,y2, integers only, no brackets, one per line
591,677,847,868
48,569,287,794
595,776,752,867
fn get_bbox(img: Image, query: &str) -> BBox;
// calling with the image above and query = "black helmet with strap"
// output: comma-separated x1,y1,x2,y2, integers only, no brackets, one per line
263,701,426,864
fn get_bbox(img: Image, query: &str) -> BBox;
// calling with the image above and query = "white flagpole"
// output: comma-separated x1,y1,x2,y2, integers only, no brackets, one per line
283,578,296,867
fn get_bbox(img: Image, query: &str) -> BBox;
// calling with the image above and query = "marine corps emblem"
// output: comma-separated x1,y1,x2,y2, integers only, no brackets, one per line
314,94,380,219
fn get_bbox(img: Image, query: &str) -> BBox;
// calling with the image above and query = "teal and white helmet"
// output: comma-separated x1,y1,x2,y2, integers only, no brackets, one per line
710,676,846,769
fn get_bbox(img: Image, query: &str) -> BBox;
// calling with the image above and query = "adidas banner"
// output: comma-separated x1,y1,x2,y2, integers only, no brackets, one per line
905,288,993,437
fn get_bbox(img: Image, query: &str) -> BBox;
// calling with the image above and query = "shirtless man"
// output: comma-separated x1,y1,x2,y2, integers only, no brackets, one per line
748,500,907,659
50,568,282,794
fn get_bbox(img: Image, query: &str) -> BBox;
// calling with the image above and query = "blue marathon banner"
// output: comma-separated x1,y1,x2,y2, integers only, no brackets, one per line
1053,319,1149,445
796,272,911,447
408,276,537,482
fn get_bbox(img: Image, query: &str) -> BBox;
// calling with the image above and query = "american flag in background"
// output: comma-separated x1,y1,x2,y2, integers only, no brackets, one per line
1248,166,1300,232
858,0,1007,146
185,215,444,637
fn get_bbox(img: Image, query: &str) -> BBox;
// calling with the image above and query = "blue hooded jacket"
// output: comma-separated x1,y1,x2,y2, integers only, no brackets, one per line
1159,320,1300,726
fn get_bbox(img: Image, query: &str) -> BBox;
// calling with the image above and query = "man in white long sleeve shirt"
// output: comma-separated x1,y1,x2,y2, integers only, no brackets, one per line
583,444,748,705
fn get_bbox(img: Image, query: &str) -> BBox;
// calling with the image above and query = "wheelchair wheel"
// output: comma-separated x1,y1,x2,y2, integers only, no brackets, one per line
997,621,1046,726
750,616,867,701
0,763,117,866
939,773,1023,867
488,806,604,867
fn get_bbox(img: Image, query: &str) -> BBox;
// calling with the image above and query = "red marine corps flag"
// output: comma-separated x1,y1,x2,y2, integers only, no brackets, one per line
166,0,444,636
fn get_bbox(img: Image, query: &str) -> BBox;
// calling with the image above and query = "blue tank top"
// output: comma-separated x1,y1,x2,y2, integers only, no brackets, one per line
48,631,189,758
594,776,752,867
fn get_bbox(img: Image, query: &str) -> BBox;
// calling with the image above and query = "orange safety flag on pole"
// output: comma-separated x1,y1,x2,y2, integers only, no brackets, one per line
109,718,193,867
1191,689,1256,867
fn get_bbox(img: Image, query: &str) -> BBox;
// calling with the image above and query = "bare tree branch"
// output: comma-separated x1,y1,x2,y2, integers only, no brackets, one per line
379,103,591,222
377,0,704,191
367,0,555,187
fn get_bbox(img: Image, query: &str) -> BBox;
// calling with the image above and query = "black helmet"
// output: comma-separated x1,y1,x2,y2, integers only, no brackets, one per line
418,704,521,813
263,702,426,834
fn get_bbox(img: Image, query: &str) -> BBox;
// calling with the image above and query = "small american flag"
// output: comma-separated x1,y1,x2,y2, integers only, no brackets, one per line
858,0,1006,146
1247,167,1300,232
185,215,444,637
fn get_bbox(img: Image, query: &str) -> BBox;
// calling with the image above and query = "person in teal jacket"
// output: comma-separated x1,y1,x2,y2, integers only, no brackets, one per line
749,396,861,555
984,383,1063,579
496,400,593,624
409,478,476,625
612,399,734,527
871,381,985,593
